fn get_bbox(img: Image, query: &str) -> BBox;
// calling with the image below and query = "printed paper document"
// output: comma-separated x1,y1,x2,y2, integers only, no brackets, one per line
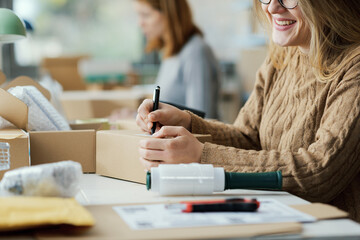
113,199,315,230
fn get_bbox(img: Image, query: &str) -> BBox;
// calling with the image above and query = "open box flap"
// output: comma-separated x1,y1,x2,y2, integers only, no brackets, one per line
2,76,51,101
0,129,28,139
0,88,28,130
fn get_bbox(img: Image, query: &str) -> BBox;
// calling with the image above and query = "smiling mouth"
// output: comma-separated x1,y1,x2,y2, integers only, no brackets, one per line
275,19,296,26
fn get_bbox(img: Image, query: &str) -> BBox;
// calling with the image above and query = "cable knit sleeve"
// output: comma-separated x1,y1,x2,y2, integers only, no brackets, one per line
199,61,360,204
189,56,275,150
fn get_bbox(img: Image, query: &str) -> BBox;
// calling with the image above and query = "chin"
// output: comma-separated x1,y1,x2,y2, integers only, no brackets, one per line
146,35,157,41
273,39,291,47
272,33,293,47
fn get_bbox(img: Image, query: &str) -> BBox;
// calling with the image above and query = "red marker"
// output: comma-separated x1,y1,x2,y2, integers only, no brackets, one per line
181,198,260,213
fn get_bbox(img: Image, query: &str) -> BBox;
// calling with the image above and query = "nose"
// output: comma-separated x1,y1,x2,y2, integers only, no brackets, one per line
267,0,286,14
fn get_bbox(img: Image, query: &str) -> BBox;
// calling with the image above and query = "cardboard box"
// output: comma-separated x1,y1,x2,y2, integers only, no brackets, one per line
60,90,145,120
72,119,110,130
41,56,88,91
28,121,101,173
0,129,29,180
35,203,348,239
29,129,96,173
110,119,140,131
0,78,99,173
96,130,212,184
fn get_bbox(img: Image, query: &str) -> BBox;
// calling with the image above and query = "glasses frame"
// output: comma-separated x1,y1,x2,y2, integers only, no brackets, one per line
258,0,298,9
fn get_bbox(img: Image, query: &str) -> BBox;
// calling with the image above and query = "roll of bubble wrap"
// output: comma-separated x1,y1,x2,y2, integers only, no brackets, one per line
0,161,82,197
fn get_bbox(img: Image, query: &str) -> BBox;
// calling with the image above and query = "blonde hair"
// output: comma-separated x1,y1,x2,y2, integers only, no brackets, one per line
254,0,360,81
137,0,202,59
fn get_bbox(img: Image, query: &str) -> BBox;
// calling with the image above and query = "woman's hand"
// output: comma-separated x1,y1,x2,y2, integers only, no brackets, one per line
138,126,204,171
136,99,191,134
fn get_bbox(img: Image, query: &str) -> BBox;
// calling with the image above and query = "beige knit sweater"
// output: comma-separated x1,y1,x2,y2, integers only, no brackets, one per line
190,49,360,222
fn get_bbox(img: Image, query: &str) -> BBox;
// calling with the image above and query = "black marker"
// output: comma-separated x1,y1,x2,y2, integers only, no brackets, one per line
151,86,160,135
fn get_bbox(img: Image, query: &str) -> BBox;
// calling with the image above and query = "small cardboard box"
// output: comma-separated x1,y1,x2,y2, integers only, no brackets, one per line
110,119,140,131
0,77,99,173
0,129,29,180
96,130,212,184
41,56,88,91
60,90,145,120
29,128,96,173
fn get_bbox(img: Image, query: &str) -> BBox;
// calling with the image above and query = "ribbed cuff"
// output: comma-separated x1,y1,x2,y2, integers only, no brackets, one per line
185,110,207,134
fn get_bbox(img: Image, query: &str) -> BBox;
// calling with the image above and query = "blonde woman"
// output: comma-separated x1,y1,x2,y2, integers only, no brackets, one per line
134,0,220,119
136,0,360,222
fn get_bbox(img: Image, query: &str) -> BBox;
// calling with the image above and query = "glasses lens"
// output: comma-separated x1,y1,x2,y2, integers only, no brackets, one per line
259,0,271,4
282,0,298,9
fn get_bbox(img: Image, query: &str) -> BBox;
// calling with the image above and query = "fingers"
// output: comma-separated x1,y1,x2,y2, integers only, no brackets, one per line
147,123,161,133
147,109,163,122
153,126,188,138
138,100,163,122
136,113,150,133
139,138,167,150
137,99,153,120
139,148,165,161
139,157,162,171
136,99,164,133
139,138,176,162
136,99,153,132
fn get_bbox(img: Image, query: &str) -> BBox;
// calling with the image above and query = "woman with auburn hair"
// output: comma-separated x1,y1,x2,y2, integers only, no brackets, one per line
134,0,220,119
136,0,360,222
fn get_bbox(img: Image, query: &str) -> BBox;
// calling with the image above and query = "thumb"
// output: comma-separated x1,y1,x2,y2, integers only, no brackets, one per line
148,109,166,122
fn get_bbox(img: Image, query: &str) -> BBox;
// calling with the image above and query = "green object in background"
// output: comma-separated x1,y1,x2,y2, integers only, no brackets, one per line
84,74,126,84
0,8,26,43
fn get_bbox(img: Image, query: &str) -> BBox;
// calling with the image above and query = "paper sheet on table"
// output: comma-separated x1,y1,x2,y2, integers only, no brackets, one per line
113,199,316,230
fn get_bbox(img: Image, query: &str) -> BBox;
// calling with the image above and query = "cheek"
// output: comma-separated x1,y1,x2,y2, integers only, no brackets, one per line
151,16,165,35
144,17,158,33
261,6,272,24
295,18,310,42
157,21,166,35
294,10,308,33
261,3,267,13
139,17,147,28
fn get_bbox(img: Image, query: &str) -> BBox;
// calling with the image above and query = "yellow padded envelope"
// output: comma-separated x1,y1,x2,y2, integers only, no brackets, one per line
0,197,95,231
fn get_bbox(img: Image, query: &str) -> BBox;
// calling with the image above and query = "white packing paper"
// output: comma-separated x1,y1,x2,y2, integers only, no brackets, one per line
6,86,71,131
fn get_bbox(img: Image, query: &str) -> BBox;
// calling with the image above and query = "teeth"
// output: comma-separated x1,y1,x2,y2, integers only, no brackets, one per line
275,20,296,26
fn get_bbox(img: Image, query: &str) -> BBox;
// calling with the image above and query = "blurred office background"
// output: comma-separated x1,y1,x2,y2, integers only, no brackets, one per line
0,0,268,123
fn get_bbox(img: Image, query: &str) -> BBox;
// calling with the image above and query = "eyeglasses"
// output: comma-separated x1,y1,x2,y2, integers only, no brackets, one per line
259,0,298,9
